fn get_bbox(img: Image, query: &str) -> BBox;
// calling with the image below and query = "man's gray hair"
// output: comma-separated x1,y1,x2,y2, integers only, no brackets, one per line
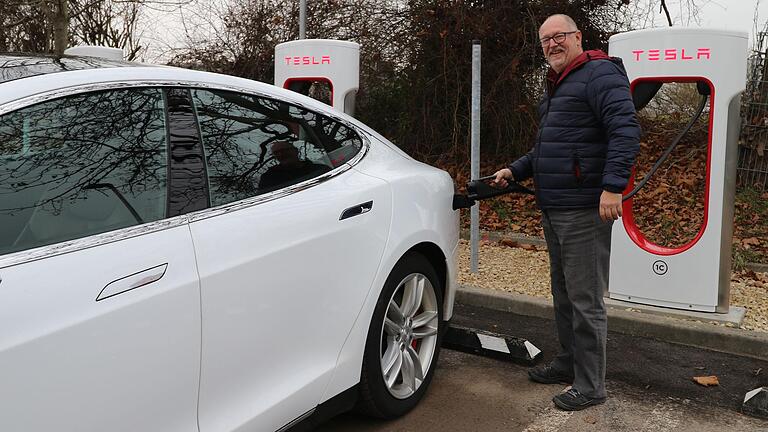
541,14,579,31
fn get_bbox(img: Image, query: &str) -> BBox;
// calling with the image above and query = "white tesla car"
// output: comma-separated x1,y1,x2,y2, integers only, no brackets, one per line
0,54,459,431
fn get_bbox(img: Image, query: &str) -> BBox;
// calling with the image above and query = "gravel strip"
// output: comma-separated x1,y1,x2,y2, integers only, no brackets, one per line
456,239,768,333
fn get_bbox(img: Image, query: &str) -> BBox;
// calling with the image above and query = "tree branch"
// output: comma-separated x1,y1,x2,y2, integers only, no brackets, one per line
659,0,673,26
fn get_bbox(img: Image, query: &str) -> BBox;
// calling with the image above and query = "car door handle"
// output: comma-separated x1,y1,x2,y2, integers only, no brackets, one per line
339,201,373,221
96,263,168,301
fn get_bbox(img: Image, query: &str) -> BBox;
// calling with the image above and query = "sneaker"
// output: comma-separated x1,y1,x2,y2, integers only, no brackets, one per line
528,365,574,384
553,388,606,411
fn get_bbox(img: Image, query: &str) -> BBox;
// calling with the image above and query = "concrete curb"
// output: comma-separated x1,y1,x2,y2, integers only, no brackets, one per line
460,229,768,273
460,229,548,248
456,284,768,361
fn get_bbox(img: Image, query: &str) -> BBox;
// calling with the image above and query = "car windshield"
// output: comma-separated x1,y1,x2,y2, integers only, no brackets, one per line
0,54,136,84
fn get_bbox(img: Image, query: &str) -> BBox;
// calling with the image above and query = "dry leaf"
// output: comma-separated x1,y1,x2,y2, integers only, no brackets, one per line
499,239,518,248
692,376,719,386
743,237,760,246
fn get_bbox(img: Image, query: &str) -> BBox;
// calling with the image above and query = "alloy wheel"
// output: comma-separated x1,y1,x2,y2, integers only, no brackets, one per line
379,272,439,399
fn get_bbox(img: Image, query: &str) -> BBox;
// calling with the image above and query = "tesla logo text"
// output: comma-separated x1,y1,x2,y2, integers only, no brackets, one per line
631,48,710,62
284,55,332,66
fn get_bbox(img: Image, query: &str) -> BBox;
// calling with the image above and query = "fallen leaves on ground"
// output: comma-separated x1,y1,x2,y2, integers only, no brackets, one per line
442,115,768,265
584,415,599,424
498,239,519,248
741,237,761,249
692,376,720,386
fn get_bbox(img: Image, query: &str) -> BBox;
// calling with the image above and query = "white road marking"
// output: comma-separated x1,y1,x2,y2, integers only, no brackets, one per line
522,406,572,432
477,333,510,353
524,340,542,358
744,387,762,403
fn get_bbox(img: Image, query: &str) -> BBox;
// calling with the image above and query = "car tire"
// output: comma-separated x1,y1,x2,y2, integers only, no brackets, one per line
356,252,443,419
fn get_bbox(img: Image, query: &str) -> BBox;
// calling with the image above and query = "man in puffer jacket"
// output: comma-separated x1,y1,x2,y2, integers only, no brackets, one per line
492,14,640,410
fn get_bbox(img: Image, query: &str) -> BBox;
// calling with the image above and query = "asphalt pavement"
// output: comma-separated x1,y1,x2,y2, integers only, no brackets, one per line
318,303,768,431
452,302,768,413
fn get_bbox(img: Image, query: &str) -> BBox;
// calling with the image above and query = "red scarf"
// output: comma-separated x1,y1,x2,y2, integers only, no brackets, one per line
546,49,610,93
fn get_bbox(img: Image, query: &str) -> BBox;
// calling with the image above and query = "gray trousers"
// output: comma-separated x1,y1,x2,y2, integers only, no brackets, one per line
541,208,613,399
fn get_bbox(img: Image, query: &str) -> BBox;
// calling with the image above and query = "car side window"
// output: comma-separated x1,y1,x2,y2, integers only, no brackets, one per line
191,89,362,207
0,88,168,256
294,105,363,167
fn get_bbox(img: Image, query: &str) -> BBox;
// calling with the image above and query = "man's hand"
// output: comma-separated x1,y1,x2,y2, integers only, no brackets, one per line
490,168,513,188
599,191,623,222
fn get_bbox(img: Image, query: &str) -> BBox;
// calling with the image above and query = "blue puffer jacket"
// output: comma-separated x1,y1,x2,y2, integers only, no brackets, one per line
509,50,640,209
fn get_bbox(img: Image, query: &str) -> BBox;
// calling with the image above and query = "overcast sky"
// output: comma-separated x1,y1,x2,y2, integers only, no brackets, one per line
137,0,768,62
639,0,767,45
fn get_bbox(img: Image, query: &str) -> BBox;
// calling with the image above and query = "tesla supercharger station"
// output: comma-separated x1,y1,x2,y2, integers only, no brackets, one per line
274,39,359,115
608,28,747,313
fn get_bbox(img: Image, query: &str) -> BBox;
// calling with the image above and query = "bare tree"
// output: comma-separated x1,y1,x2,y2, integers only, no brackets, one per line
0,0,70,55
0,0,193,58
70,0,143,60
0,1,54,53
621,0,705,29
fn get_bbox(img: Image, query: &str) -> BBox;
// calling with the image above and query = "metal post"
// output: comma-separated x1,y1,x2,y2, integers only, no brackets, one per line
299,0,307,39
470,40,481,273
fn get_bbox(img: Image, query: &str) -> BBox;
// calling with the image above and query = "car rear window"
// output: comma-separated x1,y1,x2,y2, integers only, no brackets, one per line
192,88,362,206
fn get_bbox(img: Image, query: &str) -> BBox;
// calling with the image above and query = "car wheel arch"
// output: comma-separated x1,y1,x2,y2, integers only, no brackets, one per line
402,242,447,311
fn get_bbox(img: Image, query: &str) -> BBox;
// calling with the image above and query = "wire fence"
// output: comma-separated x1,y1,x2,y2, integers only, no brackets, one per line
739,29,768,193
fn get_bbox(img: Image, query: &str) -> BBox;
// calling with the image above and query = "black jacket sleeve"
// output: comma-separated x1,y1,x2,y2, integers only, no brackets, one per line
509,146,535,182
586,60,641,193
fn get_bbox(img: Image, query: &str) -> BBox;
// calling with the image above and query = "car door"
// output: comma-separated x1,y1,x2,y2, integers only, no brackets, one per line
0,87,202,432
189,89,391,432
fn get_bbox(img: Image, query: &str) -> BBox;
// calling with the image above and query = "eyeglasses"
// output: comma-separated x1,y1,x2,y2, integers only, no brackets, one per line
539,31,578,47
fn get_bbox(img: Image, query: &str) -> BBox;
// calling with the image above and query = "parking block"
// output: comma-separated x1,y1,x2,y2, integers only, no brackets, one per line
442,324,542,366
742,387,768,419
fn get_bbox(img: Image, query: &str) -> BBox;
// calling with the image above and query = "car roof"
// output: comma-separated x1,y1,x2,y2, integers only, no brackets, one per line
0,55,384,140
0,56,412,162
0,53,141,84
0,61,339,117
